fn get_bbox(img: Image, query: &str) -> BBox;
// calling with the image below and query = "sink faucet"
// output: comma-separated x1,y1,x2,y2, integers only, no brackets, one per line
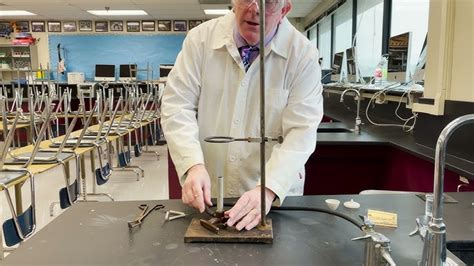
340,88,362,134
416,114,474,265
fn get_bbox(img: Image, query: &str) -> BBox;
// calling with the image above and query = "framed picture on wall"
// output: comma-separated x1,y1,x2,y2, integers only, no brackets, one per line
0,22,11,34
48,21,61,32
110,21,123,31
188,20,202,30
126,21,140,32
79,20,92,31
63,21,77,32
142,20,155,31
95,21,108,32
16,21,30,32
173,20,187,32
31,21,45,32
157,20,171,32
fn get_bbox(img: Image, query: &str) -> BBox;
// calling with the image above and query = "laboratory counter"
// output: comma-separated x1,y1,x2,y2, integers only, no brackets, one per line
3,193,473,265
316,97,474,181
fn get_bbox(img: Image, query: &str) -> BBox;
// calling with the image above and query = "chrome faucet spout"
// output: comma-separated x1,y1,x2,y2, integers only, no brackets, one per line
340,88,362,134
420,114,474,266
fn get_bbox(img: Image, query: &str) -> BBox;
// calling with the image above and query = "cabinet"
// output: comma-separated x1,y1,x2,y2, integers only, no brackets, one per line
0,44,38,83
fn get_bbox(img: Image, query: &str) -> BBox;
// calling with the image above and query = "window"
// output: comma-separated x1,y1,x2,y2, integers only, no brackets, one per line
333,0,353,78
318,16,332,70
308,26,318,49
356,0,384,78
391,0,430,79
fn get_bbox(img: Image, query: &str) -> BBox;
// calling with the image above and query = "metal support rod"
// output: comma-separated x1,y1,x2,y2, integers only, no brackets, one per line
28,87,35,144
15,183,23,214
91,149,97,194
64,88,69,135
259,0,266,227
81,154,87,201
217,176,224,213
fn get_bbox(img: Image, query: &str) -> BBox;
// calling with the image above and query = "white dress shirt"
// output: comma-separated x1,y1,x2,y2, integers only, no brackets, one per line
161,12,323,205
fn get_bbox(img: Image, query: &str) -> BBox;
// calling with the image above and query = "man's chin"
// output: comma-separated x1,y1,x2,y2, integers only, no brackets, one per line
241,34,259,46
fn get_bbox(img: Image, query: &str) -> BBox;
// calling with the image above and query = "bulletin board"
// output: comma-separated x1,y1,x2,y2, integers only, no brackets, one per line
48,34,186,81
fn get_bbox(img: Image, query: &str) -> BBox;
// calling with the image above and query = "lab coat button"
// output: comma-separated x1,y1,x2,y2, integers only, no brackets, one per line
233,119,240,125
229,156,236,162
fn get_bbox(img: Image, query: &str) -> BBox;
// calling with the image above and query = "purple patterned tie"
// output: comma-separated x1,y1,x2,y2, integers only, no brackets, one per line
239,45,259,71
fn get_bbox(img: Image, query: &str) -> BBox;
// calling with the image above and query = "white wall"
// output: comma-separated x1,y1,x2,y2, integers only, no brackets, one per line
31,32,50,68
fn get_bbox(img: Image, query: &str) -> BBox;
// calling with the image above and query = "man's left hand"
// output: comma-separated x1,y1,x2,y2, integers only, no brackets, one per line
224,186,276,231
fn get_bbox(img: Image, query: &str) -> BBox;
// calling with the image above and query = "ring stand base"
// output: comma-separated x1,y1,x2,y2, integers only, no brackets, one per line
184,218,273,244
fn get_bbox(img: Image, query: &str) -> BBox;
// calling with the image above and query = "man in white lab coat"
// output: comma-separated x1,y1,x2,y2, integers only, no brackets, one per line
161,0,323,231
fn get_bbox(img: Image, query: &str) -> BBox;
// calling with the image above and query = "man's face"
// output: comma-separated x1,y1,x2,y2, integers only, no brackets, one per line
234,0,292,45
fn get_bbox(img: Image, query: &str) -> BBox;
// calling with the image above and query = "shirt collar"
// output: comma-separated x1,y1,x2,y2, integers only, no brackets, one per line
269,17,291,59
233,22,278,49
210,12,291,60
210,12,235,50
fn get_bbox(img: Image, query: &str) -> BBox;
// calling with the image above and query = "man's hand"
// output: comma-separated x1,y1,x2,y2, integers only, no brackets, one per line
224,186,276,231
182,164,212,213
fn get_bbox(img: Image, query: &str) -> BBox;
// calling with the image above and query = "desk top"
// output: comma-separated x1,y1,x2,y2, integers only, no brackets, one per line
0,122,30,132
323,82,424,93
1,115,156,188
3,193,473,265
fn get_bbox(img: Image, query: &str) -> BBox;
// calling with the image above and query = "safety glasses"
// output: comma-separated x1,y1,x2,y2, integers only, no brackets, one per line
236,0,284,14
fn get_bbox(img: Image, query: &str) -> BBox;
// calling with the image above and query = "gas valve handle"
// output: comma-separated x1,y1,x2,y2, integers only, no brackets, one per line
381,247,397,266
351,234,372,242
409,217,426,241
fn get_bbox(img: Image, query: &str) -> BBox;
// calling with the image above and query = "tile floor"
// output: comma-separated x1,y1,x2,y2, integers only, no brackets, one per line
0,144,170,249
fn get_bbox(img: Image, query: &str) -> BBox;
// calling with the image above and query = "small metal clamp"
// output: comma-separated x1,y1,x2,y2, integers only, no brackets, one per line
165,210,186,221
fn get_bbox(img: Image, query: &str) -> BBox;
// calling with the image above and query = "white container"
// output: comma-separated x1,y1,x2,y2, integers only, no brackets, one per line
325,199,340,211
67,72,85,84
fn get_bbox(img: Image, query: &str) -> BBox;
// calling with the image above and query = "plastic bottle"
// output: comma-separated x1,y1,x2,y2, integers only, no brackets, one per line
374,55,388,86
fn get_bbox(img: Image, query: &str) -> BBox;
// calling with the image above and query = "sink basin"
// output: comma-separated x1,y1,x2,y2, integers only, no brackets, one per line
317,127,353,133
447,241,474,265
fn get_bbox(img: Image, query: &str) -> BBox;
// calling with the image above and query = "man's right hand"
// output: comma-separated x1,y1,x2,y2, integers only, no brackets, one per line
182,164,212,213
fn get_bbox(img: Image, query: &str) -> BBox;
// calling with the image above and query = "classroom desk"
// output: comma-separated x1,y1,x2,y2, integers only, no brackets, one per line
0,122,30,132
1,114,158,213
2,193,473,265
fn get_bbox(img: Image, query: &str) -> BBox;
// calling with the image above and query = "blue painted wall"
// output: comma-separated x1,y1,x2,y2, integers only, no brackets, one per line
48,34,185,81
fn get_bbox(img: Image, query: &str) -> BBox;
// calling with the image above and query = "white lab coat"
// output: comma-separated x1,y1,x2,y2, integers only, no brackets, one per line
161,12,323,205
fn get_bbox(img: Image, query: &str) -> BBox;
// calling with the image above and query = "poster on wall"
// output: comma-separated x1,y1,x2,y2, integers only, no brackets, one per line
16,21,30,32
189,20,202,30
48,21,61,32
111,21,123,31
31,21,45,32
79,20,92,31
0,22,11,34
127,21,140,32
142,21,155,31
173,20,187,32
95,21,108,32
158,20,171,32
63,21,77,32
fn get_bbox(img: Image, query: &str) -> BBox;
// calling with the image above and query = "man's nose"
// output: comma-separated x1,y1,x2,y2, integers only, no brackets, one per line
248,0,260,14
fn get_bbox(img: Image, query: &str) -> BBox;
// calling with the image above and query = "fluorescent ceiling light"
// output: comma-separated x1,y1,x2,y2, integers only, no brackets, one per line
204,9,230,15
0,10,36,16
87,10,148,16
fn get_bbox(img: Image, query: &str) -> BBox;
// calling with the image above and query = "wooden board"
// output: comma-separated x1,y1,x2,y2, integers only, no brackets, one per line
184,218,273,244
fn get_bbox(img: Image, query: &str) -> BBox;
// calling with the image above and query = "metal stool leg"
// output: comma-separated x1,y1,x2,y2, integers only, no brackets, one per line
83,147,114,201
113,136,142,180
